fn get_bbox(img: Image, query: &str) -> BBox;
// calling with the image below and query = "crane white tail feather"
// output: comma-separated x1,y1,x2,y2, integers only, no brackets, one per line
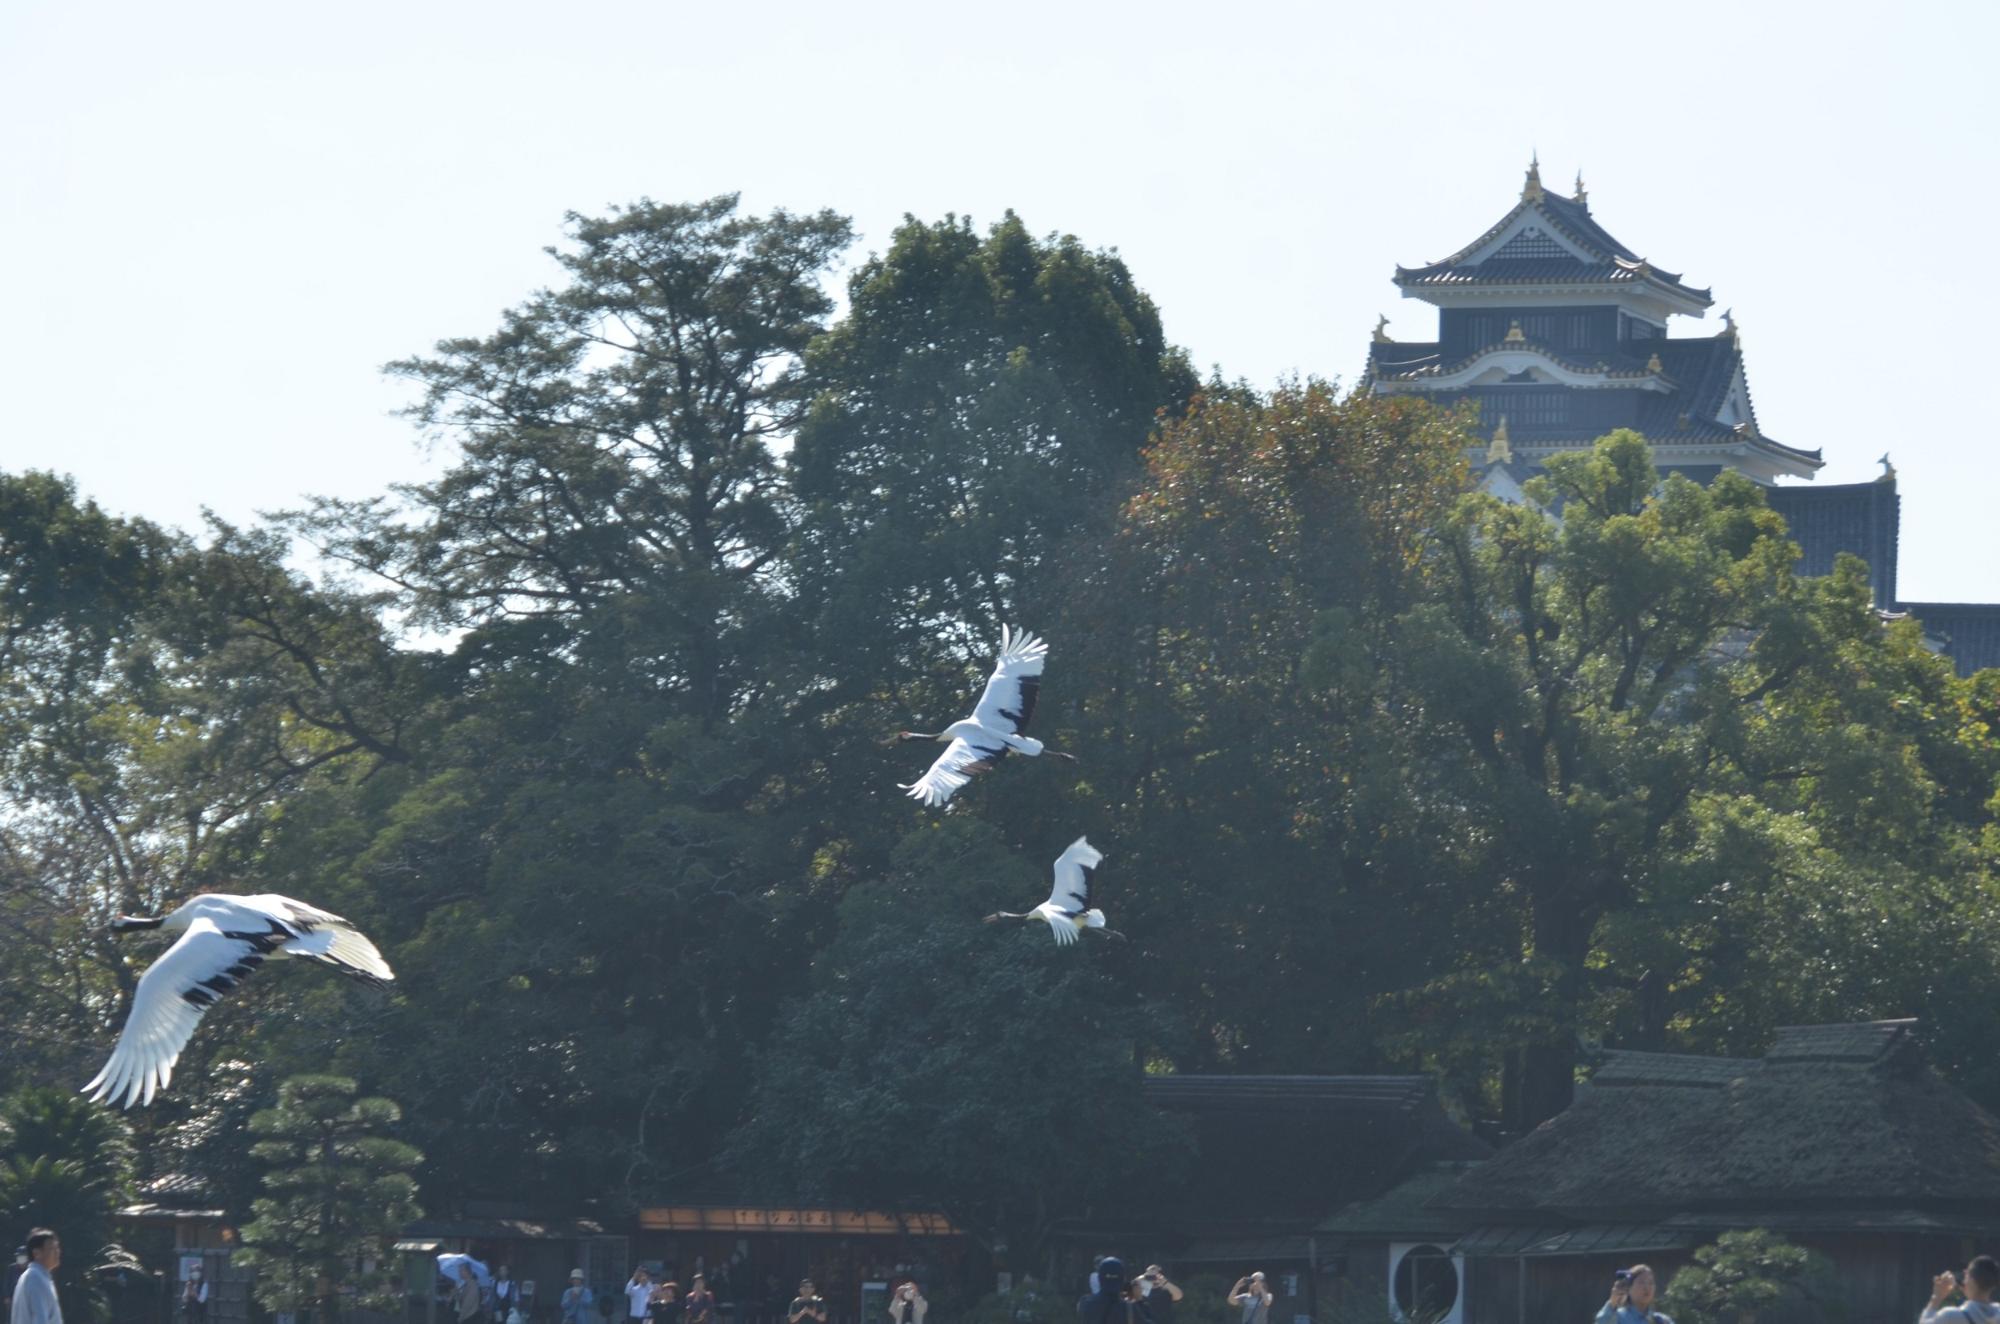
1080,908,1106,929
284,925,395,984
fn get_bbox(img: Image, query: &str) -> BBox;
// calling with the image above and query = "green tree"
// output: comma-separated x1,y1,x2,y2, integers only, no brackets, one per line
1666,1230,1829,1324
784,213,1195,884
269,196,856,1210
234,1076,422,1324
1053,383,1478,1075
793,211,1194,653
728,819,1188,1274
0,1089,136,1323
0,470,413,1180
1372,431,1982,1127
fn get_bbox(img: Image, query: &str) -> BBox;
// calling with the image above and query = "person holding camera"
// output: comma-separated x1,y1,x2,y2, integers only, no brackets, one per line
684,1276,714,1324
1229,1273,1273,1324
889,1282,927,1324
1138,1268,1182,1324
1922,1255,2000,1324
787,1279,827,1324
1595,1265,1673,1324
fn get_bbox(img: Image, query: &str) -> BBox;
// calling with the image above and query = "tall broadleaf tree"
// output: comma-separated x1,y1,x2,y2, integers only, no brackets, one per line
784,213,1196,876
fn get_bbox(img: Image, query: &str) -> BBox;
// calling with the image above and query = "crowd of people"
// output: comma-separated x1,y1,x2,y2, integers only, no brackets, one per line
13,1220,2000,1324
1075,1258,1266,1324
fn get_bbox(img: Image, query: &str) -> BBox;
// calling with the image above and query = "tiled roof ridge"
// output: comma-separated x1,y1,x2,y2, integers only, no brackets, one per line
1372,337,1671,384
1767,1019,1918,1064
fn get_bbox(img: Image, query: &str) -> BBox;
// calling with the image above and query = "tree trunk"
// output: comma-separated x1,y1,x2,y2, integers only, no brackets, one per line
1503,881,1594,1133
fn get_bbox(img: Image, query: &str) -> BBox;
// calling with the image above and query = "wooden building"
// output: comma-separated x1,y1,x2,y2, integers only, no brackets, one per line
1319,1021,2000,1324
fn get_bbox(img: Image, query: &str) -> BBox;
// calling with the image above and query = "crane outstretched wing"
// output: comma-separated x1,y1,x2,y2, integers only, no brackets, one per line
901,736,1009,807
1044,836,1103,913
1045,910,1082,946
239,894,394,983
85,917,274,1109
970,626,1048,736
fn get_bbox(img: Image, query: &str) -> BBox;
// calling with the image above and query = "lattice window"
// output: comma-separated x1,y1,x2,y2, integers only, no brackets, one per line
1492,228,1567,261
1493,389,1569,427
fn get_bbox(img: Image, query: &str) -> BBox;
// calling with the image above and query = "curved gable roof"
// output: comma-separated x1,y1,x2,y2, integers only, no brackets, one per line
1394,186,1712,305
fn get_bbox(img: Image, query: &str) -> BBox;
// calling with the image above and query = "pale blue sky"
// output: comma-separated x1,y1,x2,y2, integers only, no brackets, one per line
4,0,1994,600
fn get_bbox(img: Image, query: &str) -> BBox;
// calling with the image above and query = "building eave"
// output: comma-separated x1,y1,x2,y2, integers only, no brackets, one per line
1371,341,1675,390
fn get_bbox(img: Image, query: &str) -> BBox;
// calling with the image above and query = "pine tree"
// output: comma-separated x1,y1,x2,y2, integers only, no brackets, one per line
234,1076,421,1324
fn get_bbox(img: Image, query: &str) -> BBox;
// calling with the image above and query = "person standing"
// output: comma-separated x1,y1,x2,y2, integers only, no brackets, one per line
1229,1273,1272,1324
1594,1265,1674,1324
563,1271,596,1324
1140,1267,1182,1324
787,1280,827,1324
1923,1257,2000,1324
1080,1258,1131,1324
454,1265,486,1324
626,1268,657,1324
650,1277,681,1324
182,1266,211,1324
9,1231,60,1324
492,1267,519,1324
684,1276,714,1324
889,1282,927,1324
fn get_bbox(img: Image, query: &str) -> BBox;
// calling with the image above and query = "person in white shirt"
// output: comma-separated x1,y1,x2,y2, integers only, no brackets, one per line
182,1266,211,1324
1923,1256,2000,1324
628,1268,657,1324
1229,1273,1273,1324
492,1267,519,1324
10,1230,60,1324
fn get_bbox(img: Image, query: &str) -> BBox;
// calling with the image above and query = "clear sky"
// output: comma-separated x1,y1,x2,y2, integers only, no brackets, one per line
4,0,1995,600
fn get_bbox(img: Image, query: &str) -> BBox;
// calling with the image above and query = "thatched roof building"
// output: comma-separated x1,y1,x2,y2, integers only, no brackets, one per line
1317,1020,2000,1324
1441,1020,2000,1233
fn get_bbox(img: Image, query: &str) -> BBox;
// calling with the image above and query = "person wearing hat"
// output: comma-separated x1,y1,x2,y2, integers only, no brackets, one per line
562,1271,595,1324
684,1275,714,1324
1229,1274,1272,1324
1080,1257,1140,1324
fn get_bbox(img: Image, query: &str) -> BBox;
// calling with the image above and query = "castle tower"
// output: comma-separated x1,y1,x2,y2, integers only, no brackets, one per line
1364,161,1823,485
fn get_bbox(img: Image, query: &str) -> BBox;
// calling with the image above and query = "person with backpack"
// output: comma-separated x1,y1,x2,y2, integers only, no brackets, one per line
1595,1265,1673,1324
1924,1256,2000,1324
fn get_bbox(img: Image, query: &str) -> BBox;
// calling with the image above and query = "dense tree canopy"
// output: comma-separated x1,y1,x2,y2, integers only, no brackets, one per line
2,194,1995,1274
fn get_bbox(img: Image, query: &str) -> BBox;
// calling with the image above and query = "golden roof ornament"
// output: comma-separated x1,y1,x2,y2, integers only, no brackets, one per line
1372,314,1393,343
1878,452,1897,482
1722,308,1741,342
1487,416,1513,465
1522,152,1545,203
1574,170,1588,208
1504,319,1527,344
1646,351,1664,373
